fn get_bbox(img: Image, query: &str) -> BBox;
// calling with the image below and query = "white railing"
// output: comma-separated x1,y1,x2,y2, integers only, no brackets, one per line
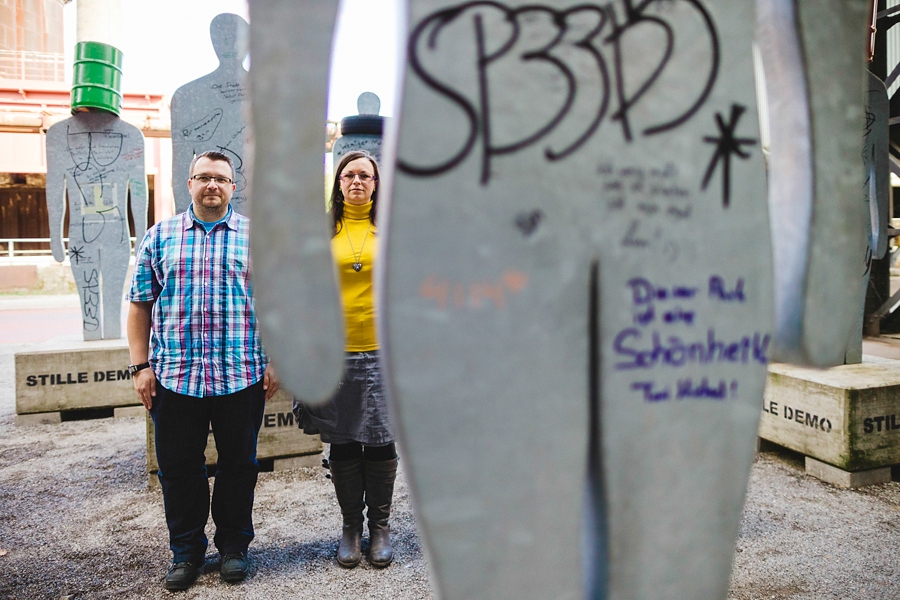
0,238,58,258
0,50,66,82
0,238,138,259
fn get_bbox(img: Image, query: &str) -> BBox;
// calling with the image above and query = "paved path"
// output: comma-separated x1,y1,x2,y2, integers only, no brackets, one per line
0,294,128,344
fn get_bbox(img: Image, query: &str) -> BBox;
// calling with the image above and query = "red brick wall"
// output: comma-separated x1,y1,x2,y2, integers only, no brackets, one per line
0,0,64,53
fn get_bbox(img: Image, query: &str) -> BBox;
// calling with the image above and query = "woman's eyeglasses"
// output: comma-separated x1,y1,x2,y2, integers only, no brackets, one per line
340,173,376,182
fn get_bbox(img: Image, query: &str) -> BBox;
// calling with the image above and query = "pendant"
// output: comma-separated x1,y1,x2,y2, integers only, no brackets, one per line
353,262,362,272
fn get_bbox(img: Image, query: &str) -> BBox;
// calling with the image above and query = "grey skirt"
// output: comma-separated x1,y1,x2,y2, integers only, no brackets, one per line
293,351,394,446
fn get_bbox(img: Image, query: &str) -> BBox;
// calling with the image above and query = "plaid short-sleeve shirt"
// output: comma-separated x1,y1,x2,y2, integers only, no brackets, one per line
127,208,267,398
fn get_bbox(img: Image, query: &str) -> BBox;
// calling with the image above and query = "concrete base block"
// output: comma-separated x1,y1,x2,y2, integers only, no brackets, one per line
114,406,146,419
760,355,900,471
15,412,62,426
805,457,891,488
16,338,139,417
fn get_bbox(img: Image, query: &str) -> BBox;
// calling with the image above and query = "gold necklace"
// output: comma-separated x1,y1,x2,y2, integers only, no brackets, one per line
345,224,371,272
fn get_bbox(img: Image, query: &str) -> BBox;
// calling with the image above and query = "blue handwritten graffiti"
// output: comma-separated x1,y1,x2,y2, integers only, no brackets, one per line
613,328,770,370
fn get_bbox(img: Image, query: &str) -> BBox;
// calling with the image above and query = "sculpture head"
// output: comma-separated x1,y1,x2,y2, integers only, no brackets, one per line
210,13,249,64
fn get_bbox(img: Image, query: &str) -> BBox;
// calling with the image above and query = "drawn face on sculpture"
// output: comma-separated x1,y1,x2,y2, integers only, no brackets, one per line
338,157,378,206
210,13,249,63
188,156,235,217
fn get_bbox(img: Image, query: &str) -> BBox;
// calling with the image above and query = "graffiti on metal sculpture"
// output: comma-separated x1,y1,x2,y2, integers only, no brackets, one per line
383,1,772,598
846,72,890,362
46,111,148,340
171,13,250,214
332,92,387,165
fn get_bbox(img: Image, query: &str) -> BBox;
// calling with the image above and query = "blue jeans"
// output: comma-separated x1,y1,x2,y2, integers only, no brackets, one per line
150,380,265,562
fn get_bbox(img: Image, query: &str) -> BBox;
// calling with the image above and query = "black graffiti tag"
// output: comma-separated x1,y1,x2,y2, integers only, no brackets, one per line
700,104,756,208
82,269,101,332
399,0,720,184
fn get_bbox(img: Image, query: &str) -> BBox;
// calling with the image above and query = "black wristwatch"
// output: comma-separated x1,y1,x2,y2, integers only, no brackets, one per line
128,362,151,376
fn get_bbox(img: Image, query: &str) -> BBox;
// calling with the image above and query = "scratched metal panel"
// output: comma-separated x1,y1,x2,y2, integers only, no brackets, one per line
381,2,772,599
247,0,345,404
847,71,890,364
171,14,251,215
865,72,890,262
757,0,869,367
46,112,148,341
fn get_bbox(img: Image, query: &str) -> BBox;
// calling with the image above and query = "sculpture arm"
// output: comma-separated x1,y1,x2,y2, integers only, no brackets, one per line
170,91,195,214
129,156,149,246
44,124,68,263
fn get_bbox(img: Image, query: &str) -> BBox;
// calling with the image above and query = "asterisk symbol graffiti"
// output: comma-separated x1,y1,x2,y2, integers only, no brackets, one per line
68,245,88,265
701,104,756,208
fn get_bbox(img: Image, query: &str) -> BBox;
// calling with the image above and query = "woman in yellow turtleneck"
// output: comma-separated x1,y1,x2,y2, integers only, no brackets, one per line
297,151,396,570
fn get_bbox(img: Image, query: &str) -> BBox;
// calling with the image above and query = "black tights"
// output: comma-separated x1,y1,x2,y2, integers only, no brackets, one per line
330,441,397,463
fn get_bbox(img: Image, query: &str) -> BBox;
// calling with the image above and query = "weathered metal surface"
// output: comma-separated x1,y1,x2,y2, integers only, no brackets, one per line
865,72,890,262
247,0,345,404
846,72,890,363
382,2,772,598
46,111,147,340
171,13,251,214
757,0,869,367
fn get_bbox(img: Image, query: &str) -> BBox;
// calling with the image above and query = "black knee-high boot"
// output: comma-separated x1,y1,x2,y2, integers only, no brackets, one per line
364,458,397,568
329,458,365,568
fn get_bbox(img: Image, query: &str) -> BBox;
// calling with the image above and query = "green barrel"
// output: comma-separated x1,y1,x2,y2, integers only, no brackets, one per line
70,41,123,115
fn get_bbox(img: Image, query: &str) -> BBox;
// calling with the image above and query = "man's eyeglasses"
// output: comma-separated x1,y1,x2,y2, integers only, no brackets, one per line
339,173,376,183
192,175,233,186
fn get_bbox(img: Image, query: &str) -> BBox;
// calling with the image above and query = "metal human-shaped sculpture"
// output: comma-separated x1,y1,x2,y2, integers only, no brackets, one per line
247,0,872,598
247,0,345,403
846,71,890,362
171,13,250,215
382,2,772,598
46,111,148,340
756,0,870,366
332,92,387,165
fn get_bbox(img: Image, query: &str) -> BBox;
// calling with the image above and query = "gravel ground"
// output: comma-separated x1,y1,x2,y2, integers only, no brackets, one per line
1,340,899,599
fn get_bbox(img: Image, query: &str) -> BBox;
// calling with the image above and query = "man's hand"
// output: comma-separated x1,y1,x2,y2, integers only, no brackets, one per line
127,301,155,409
133,368,157,409
263,364,279,401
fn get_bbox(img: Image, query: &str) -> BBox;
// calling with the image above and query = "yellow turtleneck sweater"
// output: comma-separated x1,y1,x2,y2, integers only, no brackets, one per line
332,201,378,351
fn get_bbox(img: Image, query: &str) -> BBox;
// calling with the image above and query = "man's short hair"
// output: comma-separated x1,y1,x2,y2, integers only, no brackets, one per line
190,150,235,179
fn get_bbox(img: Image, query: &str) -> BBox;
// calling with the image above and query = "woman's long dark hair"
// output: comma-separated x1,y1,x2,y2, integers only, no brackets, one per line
330,150,380,236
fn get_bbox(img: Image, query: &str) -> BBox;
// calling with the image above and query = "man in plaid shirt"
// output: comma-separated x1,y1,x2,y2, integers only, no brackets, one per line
126,150,278,591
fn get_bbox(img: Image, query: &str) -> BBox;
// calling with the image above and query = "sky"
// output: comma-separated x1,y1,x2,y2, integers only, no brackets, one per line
62,0,403,121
